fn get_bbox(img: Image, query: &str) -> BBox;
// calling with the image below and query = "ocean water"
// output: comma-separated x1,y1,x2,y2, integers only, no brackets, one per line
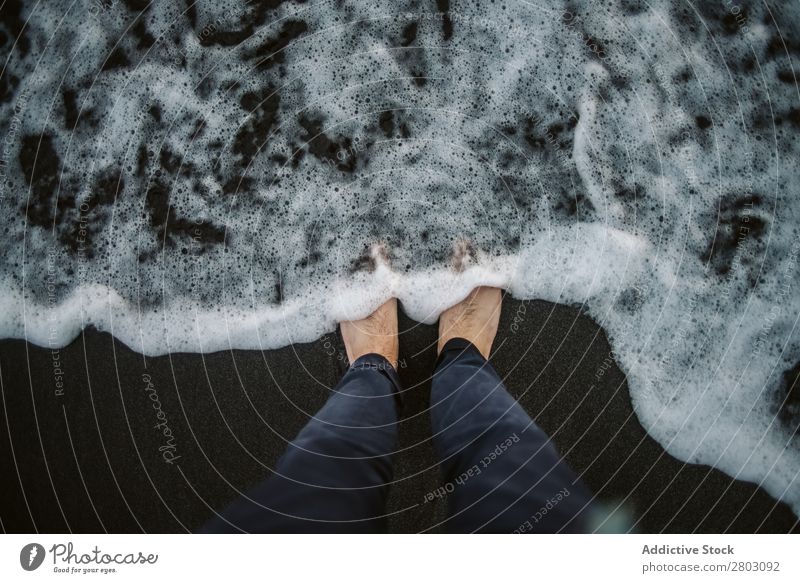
1,0,799,514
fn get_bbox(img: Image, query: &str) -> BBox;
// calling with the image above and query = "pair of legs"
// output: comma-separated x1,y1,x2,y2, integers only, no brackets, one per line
201,288,594,533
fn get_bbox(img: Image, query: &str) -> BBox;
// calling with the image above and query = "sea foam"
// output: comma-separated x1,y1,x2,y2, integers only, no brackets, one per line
0,0,798,514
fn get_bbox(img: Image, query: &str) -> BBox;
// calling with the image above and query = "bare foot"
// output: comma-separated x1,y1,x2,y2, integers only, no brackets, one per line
340,298,399,369
449,239,476,273
438,287,502,359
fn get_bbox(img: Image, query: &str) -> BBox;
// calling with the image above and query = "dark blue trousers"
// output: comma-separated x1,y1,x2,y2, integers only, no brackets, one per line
201,339,594,533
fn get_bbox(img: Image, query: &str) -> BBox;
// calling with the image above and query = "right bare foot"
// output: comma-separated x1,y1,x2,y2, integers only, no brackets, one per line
438,287,502,359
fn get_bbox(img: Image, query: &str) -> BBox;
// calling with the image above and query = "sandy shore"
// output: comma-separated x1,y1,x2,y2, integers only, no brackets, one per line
0,298,796,533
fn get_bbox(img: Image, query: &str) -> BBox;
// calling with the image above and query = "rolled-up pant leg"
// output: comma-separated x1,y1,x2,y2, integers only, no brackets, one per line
200,353,401,533
430,338,594,533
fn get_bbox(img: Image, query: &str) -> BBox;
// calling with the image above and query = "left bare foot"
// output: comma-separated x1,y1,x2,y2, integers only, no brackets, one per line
339,298,399,369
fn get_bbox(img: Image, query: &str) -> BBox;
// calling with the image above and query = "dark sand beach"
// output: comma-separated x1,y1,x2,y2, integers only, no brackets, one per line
1,298,796,533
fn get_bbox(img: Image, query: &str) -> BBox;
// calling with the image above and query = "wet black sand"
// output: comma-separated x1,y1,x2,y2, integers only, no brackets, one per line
0,298,797,533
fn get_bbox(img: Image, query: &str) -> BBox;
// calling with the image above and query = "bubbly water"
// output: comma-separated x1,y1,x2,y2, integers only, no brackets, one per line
1,0,799,514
